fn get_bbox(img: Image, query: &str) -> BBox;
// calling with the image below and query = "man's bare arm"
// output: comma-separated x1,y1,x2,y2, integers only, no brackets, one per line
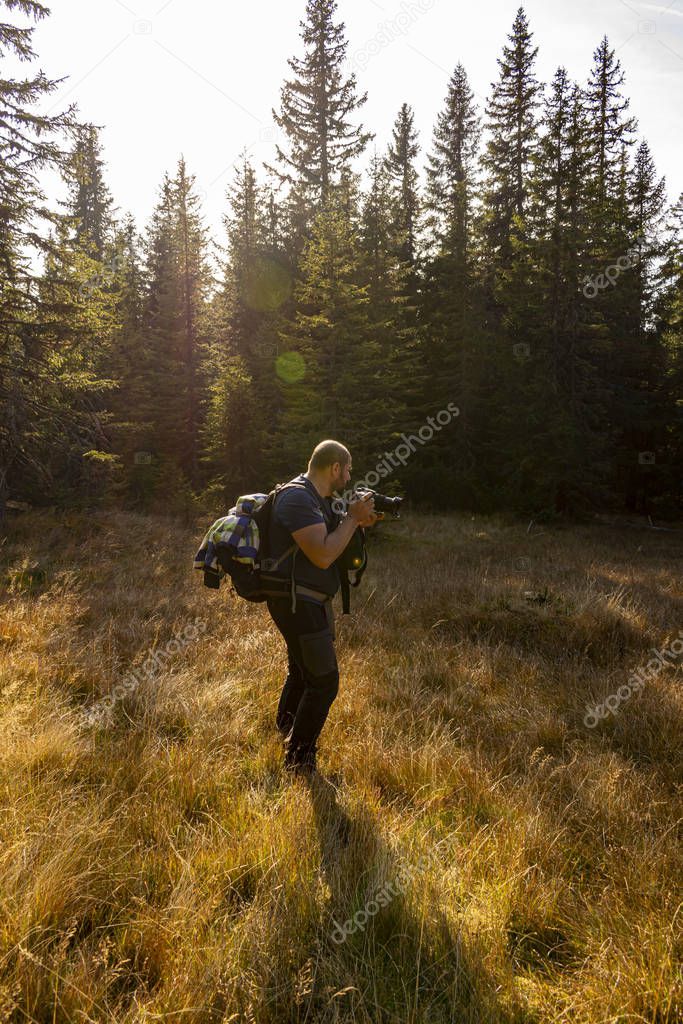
290,518,357,570
291,495,376,570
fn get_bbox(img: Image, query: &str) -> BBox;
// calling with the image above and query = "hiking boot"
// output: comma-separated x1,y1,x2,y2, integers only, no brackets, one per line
296,740,317,775
283,736,317,776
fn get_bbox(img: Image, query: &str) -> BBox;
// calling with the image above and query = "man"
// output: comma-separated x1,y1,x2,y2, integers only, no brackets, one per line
266,439,377,776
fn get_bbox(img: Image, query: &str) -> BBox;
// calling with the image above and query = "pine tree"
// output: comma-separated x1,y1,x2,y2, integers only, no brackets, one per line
101,213,152,504
49,131,124,506
581,36,639,363
420,64,482,504
360,153,409,360
609,140,669,512
267,0,373,250
358,153,422,479
520,68,608,514
584,37,638,209
425,64,479,258
656,194,683,515
60,122,117,260
580,38,644,508
224,154,282,367
28,213,120,506
629,141,667,332
480,6,541,280
201,155,289,493
581,36,638,387
139,159,214,498
476,7,543,509
360,153,394,310
274,194,385,473
58,120,125,401
385,103,421,276
139,173,178,448
0,0,108,514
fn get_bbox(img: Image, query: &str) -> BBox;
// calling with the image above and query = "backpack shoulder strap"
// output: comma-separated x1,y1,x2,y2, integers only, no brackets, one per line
263,481,307,610
257,481,305,573
299,477,336,525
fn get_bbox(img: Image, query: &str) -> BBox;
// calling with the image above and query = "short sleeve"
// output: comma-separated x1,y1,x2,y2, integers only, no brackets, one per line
276,489,325,534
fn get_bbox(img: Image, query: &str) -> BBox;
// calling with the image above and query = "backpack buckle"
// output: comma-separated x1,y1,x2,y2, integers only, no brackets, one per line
260,558,278,572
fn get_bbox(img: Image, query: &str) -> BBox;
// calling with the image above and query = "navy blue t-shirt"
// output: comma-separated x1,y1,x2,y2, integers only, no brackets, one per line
268,474,340,597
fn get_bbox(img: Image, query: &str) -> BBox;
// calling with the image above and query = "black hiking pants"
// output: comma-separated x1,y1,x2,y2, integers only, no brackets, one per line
266,596,339,747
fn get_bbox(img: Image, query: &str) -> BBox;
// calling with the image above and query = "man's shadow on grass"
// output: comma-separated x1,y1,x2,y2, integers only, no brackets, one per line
296,771,519,1024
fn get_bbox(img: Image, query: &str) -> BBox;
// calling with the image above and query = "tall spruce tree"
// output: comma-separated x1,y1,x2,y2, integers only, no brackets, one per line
0,0,110,513
223,154,270,366
629,141,667,334
274,192,386,472
358,152,422,478
385,103,421,277
267,0,373,252
520,68,608,514
61,122,117,260
30,213,120,505
480,6,541,280
657,194,683,514
477,6,543,509
140,159,214,500
425,64,479,257
610,140,669,511
101,213,151,504
420,63,482,504
584,37,638,209
581,40,637,343
176,157,213,485
200,155,287,496
581,38,641,507
58,121,123,384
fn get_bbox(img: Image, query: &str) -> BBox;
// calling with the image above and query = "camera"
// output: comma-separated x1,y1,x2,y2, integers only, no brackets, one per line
333,489,403,612
357,489,403,519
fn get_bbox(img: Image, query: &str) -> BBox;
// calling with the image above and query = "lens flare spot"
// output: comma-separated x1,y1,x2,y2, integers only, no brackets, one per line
276,351,306,383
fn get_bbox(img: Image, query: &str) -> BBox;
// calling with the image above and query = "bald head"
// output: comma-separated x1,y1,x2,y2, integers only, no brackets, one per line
307,439,351,474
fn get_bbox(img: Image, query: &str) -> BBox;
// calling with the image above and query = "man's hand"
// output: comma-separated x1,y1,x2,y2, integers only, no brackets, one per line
349,492,378,528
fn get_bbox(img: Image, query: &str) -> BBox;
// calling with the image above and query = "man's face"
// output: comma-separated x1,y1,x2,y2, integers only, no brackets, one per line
330,458,351,493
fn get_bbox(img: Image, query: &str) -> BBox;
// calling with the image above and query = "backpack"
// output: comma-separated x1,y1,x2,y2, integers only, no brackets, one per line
193,481,368,612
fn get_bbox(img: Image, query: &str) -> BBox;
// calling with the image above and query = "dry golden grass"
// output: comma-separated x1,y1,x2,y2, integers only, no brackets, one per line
0,508,681,1023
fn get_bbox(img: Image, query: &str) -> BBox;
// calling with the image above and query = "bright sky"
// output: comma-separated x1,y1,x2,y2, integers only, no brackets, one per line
17,0,683,248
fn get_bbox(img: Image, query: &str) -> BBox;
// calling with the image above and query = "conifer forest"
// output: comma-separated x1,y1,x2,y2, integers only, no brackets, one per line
1,0,681,520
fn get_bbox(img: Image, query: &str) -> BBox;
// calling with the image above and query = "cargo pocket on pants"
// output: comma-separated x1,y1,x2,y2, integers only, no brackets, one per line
299,627,337,678
323,599,335,640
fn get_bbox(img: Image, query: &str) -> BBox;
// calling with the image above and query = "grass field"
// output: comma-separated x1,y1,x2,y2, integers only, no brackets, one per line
0,508,681,1023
